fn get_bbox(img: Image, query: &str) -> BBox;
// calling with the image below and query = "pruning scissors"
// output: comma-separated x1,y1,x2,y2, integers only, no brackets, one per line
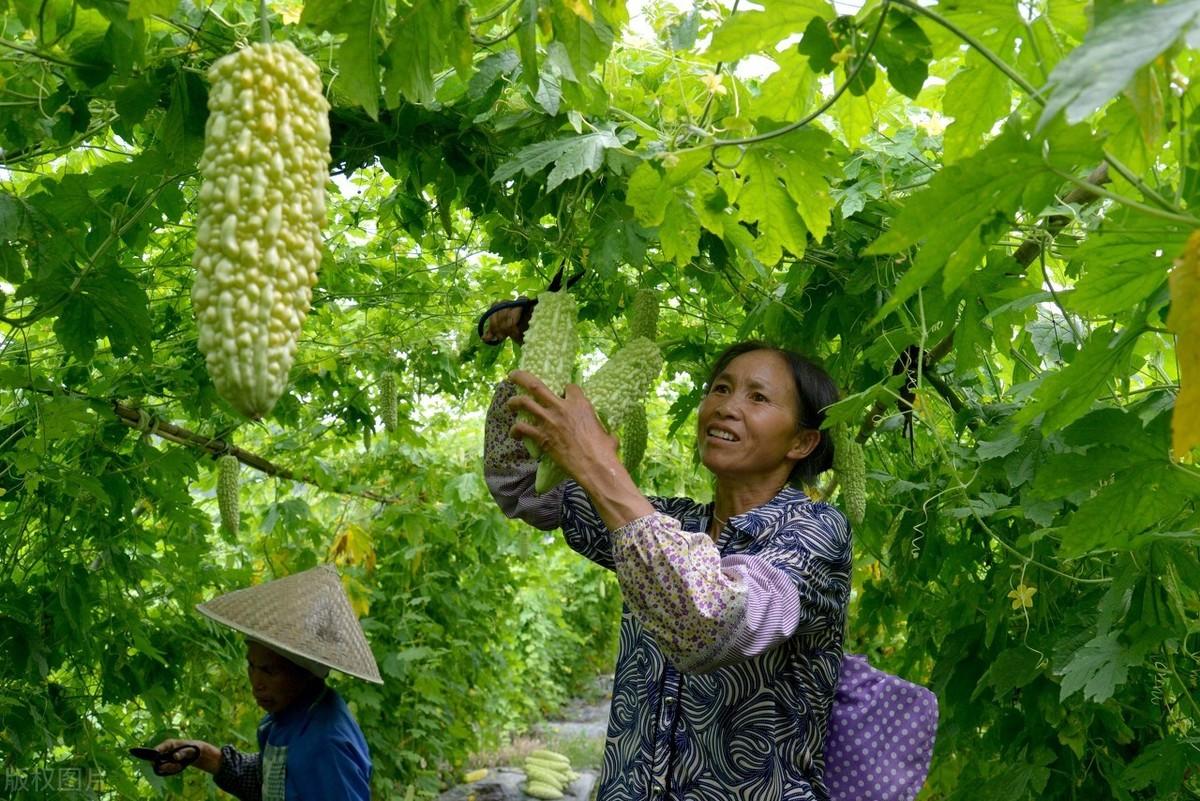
476,258,585,345
128,745,200,776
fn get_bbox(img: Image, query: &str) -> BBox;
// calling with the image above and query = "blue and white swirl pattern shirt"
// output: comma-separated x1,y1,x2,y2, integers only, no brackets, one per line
485,382,852,801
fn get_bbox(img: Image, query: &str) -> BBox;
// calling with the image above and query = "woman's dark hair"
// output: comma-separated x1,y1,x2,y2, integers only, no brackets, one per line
705,341,840,485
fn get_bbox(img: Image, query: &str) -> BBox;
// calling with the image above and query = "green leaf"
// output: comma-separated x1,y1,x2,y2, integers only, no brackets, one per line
753,48,820,122
707,0,834,62
941,0,1025,56
659,194,702,265
771,129,838,245
1058,462,1200,557
872,12,931,99
1064,215,1189,316
1056,631,1138,702
1015,327,1138,434
52,264,152,363
492,128,625,192
125,0,174,19
467,50,520,102
304,0,381,117
667,9,701,50
534,67,562,115
1120,738,1192,795
796,15,837,74
867,121,1101,320
737,148,809,263
548,0,614,78
980,747,1054,801
516,0,539,89
624,152,710,226
0,193,30,240
976,647,1044,699
1037,0,1200,131
942,55,1012,164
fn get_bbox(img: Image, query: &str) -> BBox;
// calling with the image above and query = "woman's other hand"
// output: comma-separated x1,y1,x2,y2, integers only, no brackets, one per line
481,299,531,345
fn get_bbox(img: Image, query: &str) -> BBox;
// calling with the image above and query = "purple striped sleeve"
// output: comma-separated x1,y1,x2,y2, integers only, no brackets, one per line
610,513,804,673
483,381,565,531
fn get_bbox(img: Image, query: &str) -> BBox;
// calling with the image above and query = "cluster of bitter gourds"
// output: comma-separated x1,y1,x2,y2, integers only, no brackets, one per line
191,42,331,419
832,424,867,524
522,749,579,799
519,288,663,494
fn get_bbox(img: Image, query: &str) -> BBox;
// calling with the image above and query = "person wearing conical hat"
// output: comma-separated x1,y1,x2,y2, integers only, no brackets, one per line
150,564,381,801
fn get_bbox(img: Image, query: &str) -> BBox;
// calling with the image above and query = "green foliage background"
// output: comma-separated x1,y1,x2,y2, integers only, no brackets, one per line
2,0,1200,798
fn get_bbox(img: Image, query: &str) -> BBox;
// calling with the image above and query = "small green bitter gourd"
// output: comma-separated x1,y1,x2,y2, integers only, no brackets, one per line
621,403,649,481
621,288,658,481
627,288,659,341
380,372,397,433
832,424,866,524
217,454,240,535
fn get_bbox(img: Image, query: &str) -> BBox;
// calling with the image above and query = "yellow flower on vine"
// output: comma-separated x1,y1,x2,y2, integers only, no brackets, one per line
1008,582,1037,610
700,73,727,96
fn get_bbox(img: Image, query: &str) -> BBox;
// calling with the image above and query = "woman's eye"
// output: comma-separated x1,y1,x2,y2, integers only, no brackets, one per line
752,393,768,402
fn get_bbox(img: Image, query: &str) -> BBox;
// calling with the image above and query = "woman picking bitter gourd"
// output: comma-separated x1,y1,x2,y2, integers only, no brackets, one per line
482,295,857,801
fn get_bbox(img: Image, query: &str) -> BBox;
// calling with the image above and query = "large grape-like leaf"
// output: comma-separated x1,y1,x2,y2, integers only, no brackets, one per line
492,128,627,192
1037,0,1200,131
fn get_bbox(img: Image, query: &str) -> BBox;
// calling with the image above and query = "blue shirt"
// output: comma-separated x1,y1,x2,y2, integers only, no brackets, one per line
256,687,372,801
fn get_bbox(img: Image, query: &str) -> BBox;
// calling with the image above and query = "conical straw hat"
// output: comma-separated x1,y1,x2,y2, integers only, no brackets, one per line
197,564,382,684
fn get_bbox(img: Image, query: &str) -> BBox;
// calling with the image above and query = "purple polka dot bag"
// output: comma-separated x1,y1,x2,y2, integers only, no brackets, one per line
824,654,938,801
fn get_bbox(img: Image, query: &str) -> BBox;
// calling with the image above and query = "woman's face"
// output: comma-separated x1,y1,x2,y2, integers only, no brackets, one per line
246,641,317,714
697,350,816,486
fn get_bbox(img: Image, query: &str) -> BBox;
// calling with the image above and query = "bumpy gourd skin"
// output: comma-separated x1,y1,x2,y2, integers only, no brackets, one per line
516,290,578,458
621,403,648,480
534,336,663,493
380,372,397,433
833,425,867,524
627,288,659,341
191,42,330,419
217,454,240,536
621,288,658,480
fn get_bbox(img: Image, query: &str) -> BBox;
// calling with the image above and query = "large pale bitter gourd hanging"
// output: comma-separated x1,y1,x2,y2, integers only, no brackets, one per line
191,42,331,419
516,290,578,458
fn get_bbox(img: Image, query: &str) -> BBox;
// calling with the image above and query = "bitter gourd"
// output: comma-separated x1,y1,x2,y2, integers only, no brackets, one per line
217,454,240,536
517,290,578,458
627,288,659,341
534,336,663,493
380,372,397,433
832,424,866,524
191,42,330,419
